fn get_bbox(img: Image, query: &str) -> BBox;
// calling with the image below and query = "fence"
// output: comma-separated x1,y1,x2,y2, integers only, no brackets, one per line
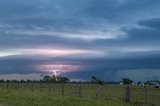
0,83,159,106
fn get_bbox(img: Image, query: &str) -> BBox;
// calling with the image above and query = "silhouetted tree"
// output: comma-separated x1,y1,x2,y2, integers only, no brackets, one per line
6,80,11,83
43,75,69,83
20,80,25,83
13,80,18,83
43,75,50,82
26,79,31,83
137,81,142,85
90,76,103,85
51,75,57,82
0,79,4,83
91,76,98,83
57,76,69,83
122,78,133,85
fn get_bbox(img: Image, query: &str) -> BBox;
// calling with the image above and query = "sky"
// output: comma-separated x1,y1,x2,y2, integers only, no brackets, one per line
0,0,160,82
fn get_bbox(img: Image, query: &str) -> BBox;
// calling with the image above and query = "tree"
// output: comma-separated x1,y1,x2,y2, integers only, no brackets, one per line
57,76,70,83
0,79,4,83
43,75,69,83
122,78,133,85
62,77,70,83
90,76,103,85
6,80,11,83
20,80,25,83
26,79,31,83
91,76,98,83
137,81,142,85
43,75,52,83
51,75,57,83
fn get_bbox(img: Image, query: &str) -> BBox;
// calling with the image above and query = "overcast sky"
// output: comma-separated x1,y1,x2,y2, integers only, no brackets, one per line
0,0,160,81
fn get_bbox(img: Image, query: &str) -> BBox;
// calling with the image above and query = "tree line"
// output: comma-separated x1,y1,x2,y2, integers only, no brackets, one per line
0,75,158,85
0,75,69,83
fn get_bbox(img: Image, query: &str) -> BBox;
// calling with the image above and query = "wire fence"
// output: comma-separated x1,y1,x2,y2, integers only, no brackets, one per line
0,83,159,106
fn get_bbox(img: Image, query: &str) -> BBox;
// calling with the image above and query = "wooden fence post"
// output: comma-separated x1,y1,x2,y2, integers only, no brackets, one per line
61,83,64,96
98,84,104,101
124,85,131,102
48,83,51,96
40,83,43,94
143,86,147,106
78,84,82,97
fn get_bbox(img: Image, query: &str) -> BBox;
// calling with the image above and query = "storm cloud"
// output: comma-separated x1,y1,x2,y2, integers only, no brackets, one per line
0,0,160,81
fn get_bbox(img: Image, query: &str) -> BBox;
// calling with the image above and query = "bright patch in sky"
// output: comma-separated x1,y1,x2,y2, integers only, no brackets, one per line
34,64,82,76
5,29,126,40
0,0,160,81
0,49,103,57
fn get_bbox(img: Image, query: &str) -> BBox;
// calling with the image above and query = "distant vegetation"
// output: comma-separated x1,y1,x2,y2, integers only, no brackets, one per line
0,76,159,86
122,78,133,85
43,75,69,83
0,75,70,83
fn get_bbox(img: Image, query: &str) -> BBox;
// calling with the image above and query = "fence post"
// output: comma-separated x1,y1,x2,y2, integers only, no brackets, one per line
78,84,82,97
31,83,34,92
98,84,104,101
48,83,51,96
40,83,43,94
143,86,147,106
61,83,64,96
6,84,9,90
124,85,131,102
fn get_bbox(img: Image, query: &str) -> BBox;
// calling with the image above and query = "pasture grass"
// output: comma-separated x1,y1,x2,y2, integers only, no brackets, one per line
0,83,159,106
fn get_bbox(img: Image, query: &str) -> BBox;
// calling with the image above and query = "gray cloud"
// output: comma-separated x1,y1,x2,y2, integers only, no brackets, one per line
138,18,160,29
0,0,160,81
122,18,160,46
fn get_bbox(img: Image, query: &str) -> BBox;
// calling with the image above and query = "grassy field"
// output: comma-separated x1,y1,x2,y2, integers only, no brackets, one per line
0,83,159,106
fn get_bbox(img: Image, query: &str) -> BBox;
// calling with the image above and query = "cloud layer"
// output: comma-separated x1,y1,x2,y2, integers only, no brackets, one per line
0,0,160,81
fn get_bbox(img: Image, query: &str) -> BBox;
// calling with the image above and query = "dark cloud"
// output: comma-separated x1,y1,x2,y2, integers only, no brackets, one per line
92,18,160,49
123,18,160,46
1,52,160,79
0,0,160,81
1,0,159,31
138,18,160,29
55,56,160,81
